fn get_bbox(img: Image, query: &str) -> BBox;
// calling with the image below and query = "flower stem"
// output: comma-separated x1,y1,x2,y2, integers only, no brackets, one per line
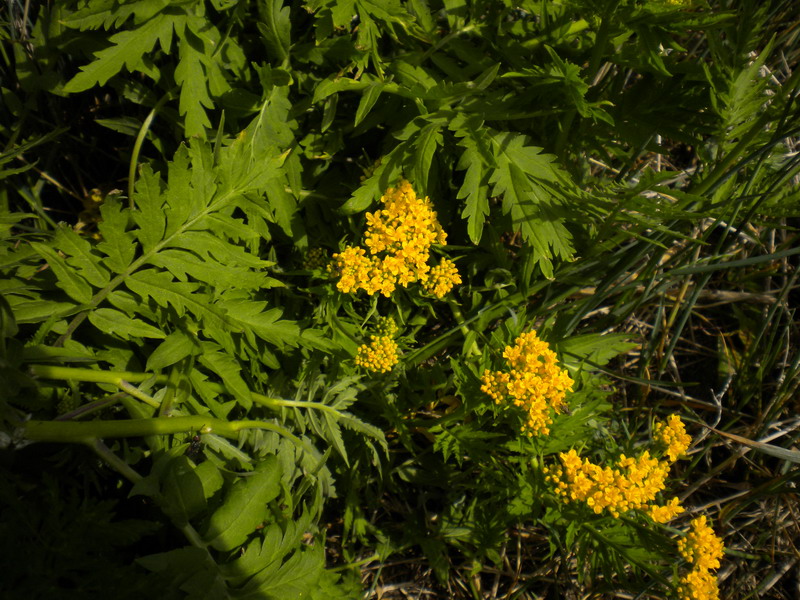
23,415,303,447
29,364,168,385
88,438,143,483
447,299,480,357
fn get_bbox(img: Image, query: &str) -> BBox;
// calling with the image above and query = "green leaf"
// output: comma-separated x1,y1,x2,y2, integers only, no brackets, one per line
558,334,638,368
221,509,315,585
0,293,18,340
485,130,576,277
204,455,282,552
412,120,443,194
63,14,177,93
87,308,165,340
132,165,166,252
106,290,159,322
456,144,490,244
96,198,136,273
222,300,299,349
311,76,369,104
323,412,347,465
163,145,196,237
125,269,235,332
6,299,77,325
165,231,270,270
451,114,493,244
174,27,214,138
259,0,291,64
320,93,337,133
199,342,252,409
194,460,224,501
337,411,385,448
137,546,227,598
339,145,404,214
263,178,297,237
54,226,111,288
354,82,384,127
63,0,171,31
94,116,143,136
160,455,207,524
408,0,434,31
148,249,267,289
30,242,94,303
238,545,324,599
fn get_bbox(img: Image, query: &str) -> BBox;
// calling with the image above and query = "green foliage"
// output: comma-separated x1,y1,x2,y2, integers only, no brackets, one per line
2,0,799,598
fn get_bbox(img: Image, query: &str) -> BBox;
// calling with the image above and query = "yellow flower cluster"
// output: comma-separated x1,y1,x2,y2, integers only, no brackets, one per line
654,414,692,462
678,570,720,600
330,180,460,298
545,449,680,520
677,515,724,600
647,496,684,523
355,317,400,373
355,335,399,373
423,257,462,299
481,330,574,436
545,415,691,522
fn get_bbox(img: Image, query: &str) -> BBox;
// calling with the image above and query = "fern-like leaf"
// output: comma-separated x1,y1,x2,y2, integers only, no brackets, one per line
63,13,178,92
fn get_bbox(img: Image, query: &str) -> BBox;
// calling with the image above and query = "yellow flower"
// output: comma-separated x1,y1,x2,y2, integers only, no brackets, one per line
355,335,399,373
481,330,574,436
675,516,724,600
332,180,459,298
654,414,692,463
546,414,695,520
546,450,668,517
677,569,720,600
422,257,462,298
546,449,687,522
678,516,724,572
329,246,376,294
647,496,685,523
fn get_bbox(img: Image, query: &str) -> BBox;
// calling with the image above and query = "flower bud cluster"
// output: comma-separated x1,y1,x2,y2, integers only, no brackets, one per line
303,247,329,270
375,315,399,337
480,330,574,436
330,180,460,298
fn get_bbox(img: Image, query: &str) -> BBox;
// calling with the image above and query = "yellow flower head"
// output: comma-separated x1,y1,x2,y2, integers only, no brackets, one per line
355,335,399,373
331,180,459,298
647,496,685,523
675,516,724,600
481,330,574,436
422,257,462,298
329,246,376,294
545,449,678,518
654,414,692,463
678,568,720,600
545,425,692,523
678,516,724,572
